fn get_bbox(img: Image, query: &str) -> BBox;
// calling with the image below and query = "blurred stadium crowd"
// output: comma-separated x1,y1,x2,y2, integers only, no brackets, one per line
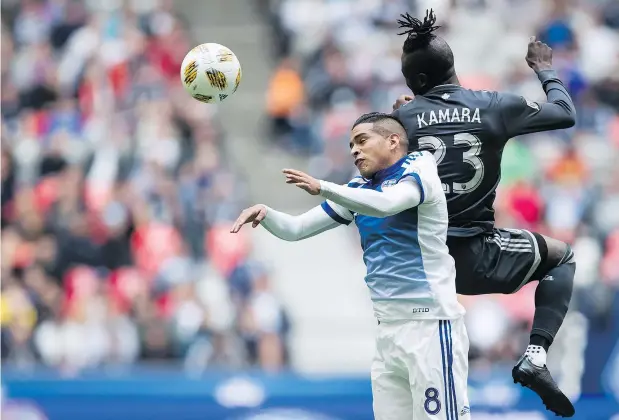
1,0,288,372
261,0,619,365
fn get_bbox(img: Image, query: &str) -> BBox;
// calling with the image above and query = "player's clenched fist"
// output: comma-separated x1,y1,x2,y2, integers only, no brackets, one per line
230,204,268,233
282,169,321,195
392,94,414,111
526,36,553,73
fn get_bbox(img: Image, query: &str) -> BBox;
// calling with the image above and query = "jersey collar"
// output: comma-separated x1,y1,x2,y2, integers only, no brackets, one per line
423,84,462,95
371,155,409,184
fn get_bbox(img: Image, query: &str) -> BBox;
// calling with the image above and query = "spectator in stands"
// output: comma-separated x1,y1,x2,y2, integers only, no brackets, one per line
0,0,288,372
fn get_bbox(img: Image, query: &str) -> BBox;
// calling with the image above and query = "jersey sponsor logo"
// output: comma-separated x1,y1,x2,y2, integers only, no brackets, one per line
416,107,481,128
205,68,228,90
461,406,471,416
412,307,430,314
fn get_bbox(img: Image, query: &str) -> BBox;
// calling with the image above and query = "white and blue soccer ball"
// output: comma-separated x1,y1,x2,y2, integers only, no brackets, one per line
180,42,242,104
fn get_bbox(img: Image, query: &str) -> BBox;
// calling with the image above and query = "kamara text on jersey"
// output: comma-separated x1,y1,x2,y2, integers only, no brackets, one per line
416,107,481,128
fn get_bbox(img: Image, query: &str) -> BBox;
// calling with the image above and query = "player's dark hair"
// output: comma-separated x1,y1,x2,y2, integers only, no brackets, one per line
397,9,456,95
352,112,401,129
352,112,410,148
398,9,441,52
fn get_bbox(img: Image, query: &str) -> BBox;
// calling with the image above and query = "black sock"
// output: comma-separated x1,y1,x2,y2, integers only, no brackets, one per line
530,334,551,352
530,261,575,350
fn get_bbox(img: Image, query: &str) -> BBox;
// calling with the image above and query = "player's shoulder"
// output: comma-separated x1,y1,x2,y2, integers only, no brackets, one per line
403,150,437,169
460,88,540,114
398,151,438,180
493,90,541,111
458,87,502,106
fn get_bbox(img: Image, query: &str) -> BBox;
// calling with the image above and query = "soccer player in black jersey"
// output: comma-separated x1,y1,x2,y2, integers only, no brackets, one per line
391,10,577,418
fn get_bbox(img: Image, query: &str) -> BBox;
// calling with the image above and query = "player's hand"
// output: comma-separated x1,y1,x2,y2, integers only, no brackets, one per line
230,204,268,233
393,94,414,111
526,36,553,73
283,169,321,195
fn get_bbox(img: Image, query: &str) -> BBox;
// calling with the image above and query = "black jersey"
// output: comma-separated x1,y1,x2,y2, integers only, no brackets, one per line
393,70,576,237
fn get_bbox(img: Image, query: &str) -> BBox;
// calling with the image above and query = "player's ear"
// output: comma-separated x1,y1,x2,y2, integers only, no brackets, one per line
388,133,400,150
417,73,428,90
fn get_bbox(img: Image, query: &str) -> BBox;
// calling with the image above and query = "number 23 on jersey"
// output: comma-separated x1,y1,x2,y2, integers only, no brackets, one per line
418,133,484,195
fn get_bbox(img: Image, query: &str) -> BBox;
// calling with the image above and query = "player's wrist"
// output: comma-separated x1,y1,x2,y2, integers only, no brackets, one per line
535,69,560,87
533,65,553,74
261,205,270,219
318,180,330,196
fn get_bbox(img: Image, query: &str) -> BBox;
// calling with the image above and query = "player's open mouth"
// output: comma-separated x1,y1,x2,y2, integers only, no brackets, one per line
355,158,364,167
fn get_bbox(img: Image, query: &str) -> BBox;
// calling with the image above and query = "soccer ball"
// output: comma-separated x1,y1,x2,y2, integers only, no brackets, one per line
180,43,242,103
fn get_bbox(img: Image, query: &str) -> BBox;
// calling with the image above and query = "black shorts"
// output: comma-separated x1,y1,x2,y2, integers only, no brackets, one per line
447,228,548,295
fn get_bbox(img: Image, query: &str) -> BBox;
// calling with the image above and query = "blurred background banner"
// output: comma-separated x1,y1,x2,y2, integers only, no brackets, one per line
2,369,619,420
1,0,618,419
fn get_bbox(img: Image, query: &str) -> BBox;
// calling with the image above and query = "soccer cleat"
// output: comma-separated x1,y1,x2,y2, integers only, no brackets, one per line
512,356,575,417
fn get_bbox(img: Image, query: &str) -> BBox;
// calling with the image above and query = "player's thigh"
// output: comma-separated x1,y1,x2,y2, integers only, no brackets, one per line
530,232,571,274
371,341,414,420
448,228,542,295
400,319,471,420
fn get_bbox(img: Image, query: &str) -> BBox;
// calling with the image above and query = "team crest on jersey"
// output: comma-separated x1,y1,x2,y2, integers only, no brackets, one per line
381,179,397,189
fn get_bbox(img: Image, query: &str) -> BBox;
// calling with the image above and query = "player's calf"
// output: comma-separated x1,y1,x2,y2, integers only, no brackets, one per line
527,235,575,361
514,234,576,417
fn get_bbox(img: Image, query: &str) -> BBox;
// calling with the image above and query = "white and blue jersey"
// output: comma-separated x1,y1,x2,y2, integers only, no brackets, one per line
321,151,464,321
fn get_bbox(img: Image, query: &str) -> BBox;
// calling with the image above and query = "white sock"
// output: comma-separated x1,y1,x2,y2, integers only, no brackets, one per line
524,345,547,367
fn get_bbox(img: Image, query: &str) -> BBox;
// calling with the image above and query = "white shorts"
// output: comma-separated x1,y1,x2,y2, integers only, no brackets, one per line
372,318,471,420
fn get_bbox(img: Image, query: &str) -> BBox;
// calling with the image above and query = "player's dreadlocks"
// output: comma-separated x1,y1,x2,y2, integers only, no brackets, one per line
398,9,441,52
397,9,457,95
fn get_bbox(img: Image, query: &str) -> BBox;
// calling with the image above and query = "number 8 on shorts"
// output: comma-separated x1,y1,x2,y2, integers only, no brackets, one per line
371,319,471,419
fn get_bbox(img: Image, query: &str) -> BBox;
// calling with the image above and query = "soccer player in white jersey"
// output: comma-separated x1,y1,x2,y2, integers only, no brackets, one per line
231,112,470,420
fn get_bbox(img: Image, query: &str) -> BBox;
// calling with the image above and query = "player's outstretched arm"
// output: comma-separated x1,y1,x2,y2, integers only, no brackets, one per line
282,168,423,218
498,37,576,138
319,179,422,217
230,204,339,241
